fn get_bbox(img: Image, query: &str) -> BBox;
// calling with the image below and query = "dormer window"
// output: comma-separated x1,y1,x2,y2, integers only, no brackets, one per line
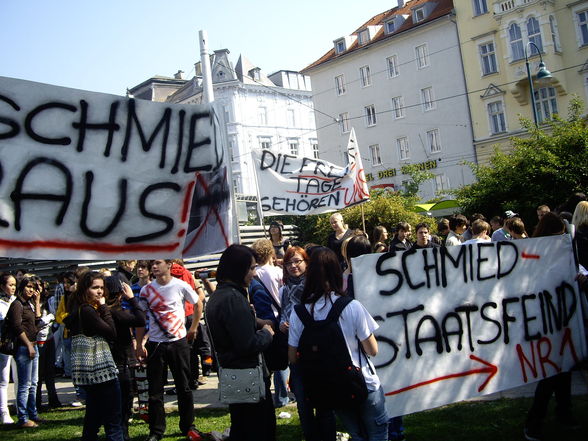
335,39,346,54
414,7,425,23
358,29,370,46
385,19,395,34
249,68,261,81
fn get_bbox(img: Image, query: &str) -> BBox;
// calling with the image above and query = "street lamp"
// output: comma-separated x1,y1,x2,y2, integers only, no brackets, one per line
524,41,552,127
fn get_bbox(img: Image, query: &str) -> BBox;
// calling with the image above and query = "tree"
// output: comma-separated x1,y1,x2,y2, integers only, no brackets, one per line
400,163,435,199
453,97,588,225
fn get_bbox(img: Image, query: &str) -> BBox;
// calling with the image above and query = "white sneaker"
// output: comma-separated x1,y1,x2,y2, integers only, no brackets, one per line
278,411,291,419
2,412,13,424
70,401,83,407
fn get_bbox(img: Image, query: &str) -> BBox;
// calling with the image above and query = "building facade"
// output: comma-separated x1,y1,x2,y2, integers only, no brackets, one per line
129,49,318,207
455,0,588,163
302,0,476,202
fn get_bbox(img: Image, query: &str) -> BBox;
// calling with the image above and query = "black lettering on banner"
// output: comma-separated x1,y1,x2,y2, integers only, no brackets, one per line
538,290,549,335
170,109,185,174
454,304,479,351
423,246,440,288
477,302,502,345
440,245,467,287
260,150,276,170
375,251,403,295
402,248,425,290
521,294,541,341
0,94,21,140
501,297,520,344
0,160,7,227
441,312,463,352
374,335,399,369
126,182,181,243
24,102,77,145
476,242,496,281
10,157,73,230
415,315,443,355
184,110,212,173
497,241,518,278
386,305,425,359
72,100,120,153
120,99,171,165
556,281,577,327
80,171,126,238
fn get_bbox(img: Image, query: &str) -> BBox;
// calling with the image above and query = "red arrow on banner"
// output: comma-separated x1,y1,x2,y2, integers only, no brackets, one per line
384,354,498,397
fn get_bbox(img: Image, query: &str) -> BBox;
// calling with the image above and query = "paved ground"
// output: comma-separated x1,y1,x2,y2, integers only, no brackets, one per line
9,370,588,411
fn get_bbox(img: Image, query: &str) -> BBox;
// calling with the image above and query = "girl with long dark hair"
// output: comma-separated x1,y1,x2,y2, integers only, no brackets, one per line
0,272,17,424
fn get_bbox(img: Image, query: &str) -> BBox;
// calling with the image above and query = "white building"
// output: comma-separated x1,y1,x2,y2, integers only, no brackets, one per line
129,49,318,219
302,0,476,201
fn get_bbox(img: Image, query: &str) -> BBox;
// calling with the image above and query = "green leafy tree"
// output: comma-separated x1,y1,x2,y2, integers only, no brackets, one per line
400,163,435,199
454,97,588,225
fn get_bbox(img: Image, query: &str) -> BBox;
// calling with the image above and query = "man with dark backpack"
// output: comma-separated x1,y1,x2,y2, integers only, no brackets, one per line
288,247,388,441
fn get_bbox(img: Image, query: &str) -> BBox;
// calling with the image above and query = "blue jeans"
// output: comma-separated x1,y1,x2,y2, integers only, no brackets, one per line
336,387,389,441
81,379,124,441
289,363,336,441
14,344,39,424
63,336,72,377
273,367,290,407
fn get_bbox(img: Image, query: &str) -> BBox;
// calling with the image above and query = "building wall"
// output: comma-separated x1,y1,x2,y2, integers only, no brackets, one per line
308,15,475,201
455,0,588,164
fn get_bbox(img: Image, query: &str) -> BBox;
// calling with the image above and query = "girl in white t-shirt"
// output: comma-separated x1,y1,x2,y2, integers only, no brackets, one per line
288,247,388,441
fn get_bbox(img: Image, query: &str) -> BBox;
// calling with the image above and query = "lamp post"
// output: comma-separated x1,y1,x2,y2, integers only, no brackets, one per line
524,41,552,127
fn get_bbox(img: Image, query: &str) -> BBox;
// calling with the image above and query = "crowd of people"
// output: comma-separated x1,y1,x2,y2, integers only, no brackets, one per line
0,198,586,441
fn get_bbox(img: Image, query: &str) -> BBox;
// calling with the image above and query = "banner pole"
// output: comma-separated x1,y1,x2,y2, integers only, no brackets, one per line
361,204,366,234
251,150,268,238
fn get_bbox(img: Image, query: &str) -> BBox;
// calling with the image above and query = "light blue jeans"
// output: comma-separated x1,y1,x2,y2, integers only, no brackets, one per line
336,386,389,441
273,367,290,407
14,344,39,424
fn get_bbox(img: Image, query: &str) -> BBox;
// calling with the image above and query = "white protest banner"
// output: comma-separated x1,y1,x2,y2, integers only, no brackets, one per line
352,236,586,418
0,76,232,259
252,128,369,215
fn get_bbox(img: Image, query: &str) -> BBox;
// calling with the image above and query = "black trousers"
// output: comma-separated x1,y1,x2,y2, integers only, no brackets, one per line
36,338,60,408
117,364,133,441
526,372,572,424
146,338,194,437
228,376,276,441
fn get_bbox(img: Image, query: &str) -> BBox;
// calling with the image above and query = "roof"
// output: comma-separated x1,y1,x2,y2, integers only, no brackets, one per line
302,0,455,73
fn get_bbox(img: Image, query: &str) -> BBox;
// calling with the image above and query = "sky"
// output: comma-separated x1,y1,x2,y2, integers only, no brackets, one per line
1,0,398,96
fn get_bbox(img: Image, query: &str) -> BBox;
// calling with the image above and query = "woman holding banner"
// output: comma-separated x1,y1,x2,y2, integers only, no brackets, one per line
327,213,353,270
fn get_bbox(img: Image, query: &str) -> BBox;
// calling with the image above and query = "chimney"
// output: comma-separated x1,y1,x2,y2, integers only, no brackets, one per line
174,70,184,80
397,0,404,8
194,61,202,76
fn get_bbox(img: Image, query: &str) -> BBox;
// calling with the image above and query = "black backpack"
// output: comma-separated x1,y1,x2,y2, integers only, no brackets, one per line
294,296,368,409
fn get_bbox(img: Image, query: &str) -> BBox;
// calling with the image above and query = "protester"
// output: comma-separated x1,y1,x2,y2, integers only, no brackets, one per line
445,215,467,246
327,212,353,269
131,260,152,297
268,221,291,266
524,213,578,440
572,201,588,268
436,218,450,244
504,217,528,239
0,272,17,424
389,222,413,252
462,213,486,241
206,244,276,441
490,216,511,242
345,235,372,300
135,260,205,441
288,247,388,441
371,226,389,253
461,220,491,245
35,276,61,411
112,260,137,286
105,276,146,441
413,223,440,249
6,275,42,428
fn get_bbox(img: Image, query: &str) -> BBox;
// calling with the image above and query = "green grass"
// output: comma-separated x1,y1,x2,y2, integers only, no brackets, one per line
1,395,586,441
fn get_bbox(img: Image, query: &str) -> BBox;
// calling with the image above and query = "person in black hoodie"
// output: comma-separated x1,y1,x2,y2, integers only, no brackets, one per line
105,276,146,441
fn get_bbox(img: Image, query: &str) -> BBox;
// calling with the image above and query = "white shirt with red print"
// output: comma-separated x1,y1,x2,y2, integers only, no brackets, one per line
139,278,198,343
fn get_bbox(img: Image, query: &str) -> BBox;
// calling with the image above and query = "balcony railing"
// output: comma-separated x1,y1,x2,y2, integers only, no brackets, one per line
494,0,539,15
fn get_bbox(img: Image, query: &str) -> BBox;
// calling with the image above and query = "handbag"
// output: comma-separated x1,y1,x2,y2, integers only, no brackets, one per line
0,320,16,356
71,307,118,386
217,355,265,404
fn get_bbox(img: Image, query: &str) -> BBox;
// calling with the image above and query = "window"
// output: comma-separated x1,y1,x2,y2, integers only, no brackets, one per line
335,75,346,95
335,39,346,54
577,9,588,46
435,174,449,192
527,17,543,55
385,20,395,34
534,87,558,123
509,23,524,61
479,42,498,75
287,109,295,127
487,101,506,134
549,16,561,52
369,144,382,166
339,112,350,133
258,106,267,125
473,0,488,16
392,96,405,119
397,137,410,160
387,55,399,78
421,87,435,111
365,105,377,126
358,29,370,46
427,129,441,153
259,136,272,150
310,139,319,159
289,139,299,156
415,44,429,69
413,7,425,23
360,65,371,87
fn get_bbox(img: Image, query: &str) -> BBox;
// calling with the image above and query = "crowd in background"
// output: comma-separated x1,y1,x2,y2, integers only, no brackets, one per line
0,192,587,441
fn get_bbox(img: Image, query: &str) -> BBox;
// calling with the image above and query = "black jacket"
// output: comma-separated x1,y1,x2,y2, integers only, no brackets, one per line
205,282,272,369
